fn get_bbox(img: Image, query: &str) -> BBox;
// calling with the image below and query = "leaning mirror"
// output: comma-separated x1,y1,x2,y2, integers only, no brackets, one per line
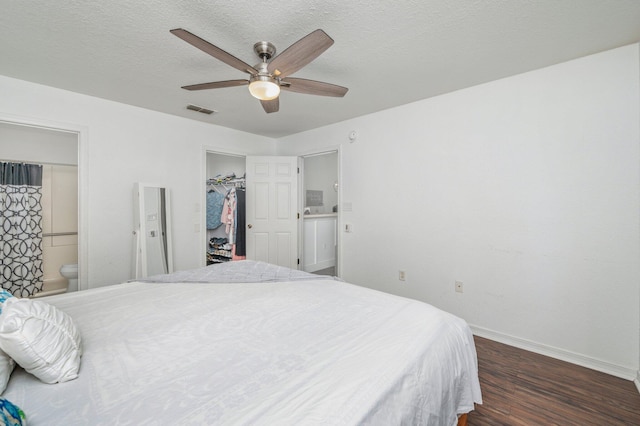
133,183,174,278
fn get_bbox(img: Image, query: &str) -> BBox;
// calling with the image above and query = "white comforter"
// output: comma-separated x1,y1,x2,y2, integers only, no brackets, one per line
4,279,481,425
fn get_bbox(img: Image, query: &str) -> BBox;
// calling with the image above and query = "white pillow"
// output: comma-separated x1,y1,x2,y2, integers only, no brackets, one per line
0,290,16,394
0,298,82,384
0,350,14,394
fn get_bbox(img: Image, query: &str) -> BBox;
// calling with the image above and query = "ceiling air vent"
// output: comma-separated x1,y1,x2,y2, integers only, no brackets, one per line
186,104,216,115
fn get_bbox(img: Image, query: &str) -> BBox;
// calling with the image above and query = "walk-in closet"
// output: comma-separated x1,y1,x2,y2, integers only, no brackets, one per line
205,152,246,265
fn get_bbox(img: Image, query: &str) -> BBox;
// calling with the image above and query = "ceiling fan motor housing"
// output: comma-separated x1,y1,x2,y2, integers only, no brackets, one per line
253,41,276,61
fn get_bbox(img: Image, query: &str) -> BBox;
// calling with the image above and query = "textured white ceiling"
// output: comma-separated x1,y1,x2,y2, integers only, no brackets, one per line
1,0,639,138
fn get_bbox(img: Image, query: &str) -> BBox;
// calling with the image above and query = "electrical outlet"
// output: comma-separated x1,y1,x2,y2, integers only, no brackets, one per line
455,280,463,293
399,270,406,281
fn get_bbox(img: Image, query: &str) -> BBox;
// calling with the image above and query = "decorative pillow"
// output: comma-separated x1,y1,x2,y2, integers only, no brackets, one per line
0,290,13,306
0,297,82,384
0,397,26,425
0,290,15,394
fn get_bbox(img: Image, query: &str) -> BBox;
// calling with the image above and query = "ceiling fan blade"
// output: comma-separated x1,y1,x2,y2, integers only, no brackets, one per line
171,28,258,75
181,79,249,91
267,29,334,78
281,78,348,97
261,98,279,113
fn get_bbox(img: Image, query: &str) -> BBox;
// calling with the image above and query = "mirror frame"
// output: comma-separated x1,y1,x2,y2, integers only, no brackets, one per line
133,183,174,278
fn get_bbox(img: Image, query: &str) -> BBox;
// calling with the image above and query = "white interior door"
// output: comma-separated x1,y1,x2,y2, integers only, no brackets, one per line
246,156,299,268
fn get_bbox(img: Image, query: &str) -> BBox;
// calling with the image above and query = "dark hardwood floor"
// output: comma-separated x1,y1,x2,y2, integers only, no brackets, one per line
469,336,640,425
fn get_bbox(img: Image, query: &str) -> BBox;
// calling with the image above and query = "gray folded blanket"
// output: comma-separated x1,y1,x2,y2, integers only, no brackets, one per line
136,260,339,284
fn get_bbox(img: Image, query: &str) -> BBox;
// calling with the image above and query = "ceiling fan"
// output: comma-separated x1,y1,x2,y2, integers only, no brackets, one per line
170,28,348,113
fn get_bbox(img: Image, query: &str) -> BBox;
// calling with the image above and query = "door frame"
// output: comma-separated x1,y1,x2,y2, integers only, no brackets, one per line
0,113,89,291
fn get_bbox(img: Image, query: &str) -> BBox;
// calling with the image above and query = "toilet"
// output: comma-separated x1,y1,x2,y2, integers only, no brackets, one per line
59,264,78,292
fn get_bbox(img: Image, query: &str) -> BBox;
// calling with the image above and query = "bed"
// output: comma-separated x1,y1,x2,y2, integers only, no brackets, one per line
1,261,481,425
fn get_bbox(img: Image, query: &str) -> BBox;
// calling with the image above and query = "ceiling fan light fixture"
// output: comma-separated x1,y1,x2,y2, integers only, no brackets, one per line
249,76,280,101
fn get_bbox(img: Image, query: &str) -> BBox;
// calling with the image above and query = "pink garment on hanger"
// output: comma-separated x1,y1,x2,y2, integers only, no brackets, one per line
220,190,237,243
232,244,246,261
220,198,230,226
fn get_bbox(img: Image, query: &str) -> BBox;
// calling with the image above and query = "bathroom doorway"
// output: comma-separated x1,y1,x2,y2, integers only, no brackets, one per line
0,121,80,296
301,151,339,277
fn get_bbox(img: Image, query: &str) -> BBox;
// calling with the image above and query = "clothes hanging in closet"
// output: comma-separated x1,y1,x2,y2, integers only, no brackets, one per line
233,189,246,259
221,188,236,244
206,190,225,230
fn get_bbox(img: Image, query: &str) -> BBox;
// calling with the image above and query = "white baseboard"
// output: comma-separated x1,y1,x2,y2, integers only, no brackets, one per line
470,324,637,381
30,288,67,298
304,259,335,273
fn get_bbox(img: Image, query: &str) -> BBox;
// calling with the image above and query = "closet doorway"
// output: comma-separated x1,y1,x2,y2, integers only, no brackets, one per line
204,151,246,265
300,151,338,277
0,120,82,296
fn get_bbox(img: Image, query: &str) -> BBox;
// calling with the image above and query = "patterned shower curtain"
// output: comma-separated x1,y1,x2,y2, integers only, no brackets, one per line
0,162,44,296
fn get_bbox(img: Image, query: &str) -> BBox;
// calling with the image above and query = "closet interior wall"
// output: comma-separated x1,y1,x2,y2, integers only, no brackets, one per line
205,152,246,265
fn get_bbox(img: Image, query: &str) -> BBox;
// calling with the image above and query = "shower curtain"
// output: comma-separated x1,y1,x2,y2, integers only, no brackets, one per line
0,162,44,296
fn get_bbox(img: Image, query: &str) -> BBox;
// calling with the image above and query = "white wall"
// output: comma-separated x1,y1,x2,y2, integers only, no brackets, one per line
277,44,640,377
0,122,78,165
0,74,275,289
206,153,246,180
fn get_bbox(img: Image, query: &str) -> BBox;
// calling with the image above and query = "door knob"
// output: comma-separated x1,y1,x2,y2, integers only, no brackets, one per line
248,224,253,229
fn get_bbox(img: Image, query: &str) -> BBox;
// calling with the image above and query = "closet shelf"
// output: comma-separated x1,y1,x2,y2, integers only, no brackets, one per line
206,177,246,186
208,249,232,258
